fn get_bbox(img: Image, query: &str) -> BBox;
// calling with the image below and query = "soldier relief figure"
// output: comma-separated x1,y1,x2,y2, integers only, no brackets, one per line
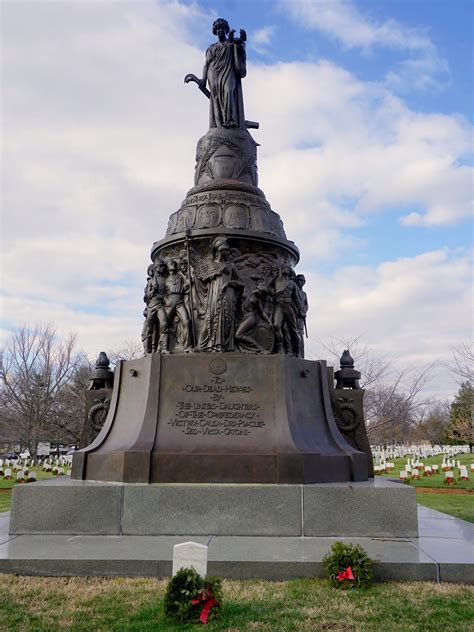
165,260,192,351
272,266,302,356
141,250,308,357
143,261,169,354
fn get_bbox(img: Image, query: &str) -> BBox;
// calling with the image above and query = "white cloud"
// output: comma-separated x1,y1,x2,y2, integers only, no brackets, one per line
280,0,430,51
304,247,473,399
251,26,277,55
245,61,472,238
279,0,449,91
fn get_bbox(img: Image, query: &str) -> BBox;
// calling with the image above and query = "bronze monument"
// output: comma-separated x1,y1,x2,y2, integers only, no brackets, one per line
72,19,370,485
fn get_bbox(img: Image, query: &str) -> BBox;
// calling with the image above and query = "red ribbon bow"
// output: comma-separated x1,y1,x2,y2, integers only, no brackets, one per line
192,588,218,624
337,566,355,582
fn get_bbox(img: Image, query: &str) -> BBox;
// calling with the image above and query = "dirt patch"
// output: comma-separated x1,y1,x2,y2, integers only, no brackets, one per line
416,487,473,495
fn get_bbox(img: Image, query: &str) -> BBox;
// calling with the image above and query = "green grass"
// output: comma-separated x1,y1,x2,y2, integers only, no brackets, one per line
0,468,61,489
0,492,11,512
417,493,474,523
0,575,472,632
377,453,474,490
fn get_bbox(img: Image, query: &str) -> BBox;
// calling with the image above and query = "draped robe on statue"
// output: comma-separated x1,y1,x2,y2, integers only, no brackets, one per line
198,261,241,351
205,39,246,129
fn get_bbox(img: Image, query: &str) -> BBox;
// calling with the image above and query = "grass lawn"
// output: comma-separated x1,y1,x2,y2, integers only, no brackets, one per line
0,575,473,632
0,469,60,489
0,492,12,513
417,493,474,523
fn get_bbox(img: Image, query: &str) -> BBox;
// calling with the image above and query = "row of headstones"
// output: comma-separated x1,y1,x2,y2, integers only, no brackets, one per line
372,444,471,462
0,461,71,481
399,460,472,482
373,462,395,474
0,456,72,468
0,469,38,482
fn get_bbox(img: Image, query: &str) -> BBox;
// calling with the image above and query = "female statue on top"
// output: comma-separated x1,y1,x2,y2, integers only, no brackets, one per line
199,18,247,130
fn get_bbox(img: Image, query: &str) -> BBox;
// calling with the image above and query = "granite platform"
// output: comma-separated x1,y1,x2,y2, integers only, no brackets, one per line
0,505,472,583
8,477,418,538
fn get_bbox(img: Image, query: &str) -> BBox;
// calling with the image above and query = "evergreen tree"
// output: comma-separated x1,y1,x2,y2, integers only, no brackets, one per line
443,382,473,451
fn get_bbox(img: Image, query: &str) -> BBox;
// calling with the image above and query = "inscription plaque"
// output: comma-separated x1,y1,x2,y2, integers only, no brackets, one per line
154,354,275,453
168,375,265,437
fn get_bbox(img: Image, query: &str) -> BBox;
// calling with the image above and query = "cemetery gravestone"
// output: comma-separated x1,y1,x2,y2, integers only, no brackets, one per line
172,542,208,577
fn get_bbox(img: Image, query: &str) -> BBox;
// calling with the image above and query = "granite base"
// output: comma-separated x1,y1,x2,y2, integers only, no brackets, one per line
9,477,418,538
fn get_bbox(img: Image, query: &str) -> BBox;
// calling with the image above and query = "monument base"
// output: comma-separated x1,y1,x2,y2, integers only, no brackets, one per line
72,354,370,484
9,478,418,539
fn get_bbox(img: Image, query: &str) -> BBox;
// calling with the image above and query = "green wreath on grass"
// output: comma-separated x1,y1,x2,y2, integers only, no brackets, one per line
323,541,374,590
164,567,222,624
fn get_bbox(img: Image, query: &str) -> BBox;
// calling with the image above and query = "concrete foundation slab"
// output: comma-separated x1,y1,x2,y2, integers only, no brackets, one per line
2,494,472,583
1,506,472,582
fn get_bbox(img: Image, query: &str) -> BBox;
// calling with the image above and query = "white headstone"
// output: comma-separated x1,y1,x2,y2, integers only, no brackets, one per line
172,541,208,578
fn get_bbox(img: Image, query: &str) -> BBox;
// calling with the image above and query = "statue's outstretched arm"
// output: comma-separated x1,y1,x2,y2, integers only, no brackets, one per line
200,59,208,89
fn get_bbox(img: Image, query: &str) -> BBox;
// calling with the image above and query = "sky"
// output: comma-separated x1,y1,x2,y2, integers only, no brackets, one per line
1,0,473,400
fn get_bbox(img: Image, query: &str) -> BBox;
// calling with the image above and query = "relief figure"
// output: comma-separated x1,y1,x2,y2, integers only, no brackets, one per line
165,260,192,351
272,266,301,356
235,278,274,353
295,274,309,358
197,236,244,351
144,260,169,353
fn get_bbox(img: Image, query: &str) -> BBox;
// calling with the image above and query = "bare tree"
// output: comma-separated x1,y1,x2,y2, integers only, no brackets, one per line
0,324,82,458
311,334,437,443
46,360,93,446
450,342,473,383
364,363,436,443
313,334,391,389
107,338,143,365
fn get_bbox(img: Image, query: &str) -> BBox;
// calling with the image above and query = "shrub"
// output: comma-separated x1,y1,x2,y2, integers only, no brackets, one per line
163,567,222,624
323,541,373,590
